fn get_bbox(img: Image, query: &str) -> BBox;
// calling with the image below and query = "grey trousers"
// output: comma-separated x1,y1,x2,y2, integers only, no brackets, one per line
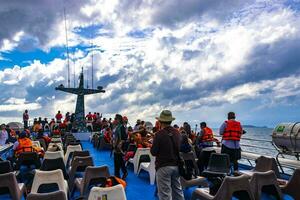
156,166,184,200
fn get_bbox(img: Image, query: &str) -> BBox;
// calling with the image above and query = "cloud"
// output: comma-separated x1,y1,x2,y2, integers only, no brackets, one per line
1,0,300,127
0,97,41,112
0,0,91,49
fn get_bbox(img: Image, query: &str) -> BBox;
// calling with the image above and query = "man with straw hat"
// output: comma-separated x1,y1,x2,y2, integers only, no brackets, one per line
151,110,184,200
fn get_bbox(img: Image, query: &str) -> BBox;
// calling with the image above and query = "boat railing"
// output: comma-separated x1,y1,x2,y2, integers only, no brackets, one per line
213,135,300,175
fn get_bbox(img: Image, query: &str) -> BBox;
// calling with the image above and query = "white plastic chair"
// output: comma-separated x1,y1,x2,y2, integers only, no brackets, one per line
48,142,63,150
88,185,126,200
137,154,156,185
32,141,41,148
126,148,150,174
31,169,68,199
44,151,64,160
51,137,62,143
64,144,82,165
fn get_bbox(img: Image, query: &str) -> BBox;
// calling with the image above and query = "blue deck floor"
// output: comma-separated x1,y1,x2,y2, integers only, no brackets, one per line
80,141,195,200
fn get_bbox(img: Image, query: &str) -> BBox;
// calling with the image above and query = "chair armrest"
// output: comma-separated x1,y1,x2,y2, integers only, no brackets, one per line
192,188,214,200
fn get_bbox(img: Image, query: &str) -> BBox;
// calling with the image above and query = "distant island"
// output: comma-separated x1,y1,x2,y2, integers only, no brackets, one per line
243,125,269,128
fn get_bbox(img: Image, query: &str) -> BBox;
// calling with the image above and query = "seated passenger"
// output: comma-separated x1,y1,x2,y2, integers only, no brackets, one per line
13,131,44,157
52,126,61,136
104,127,112,143
36,129,51,145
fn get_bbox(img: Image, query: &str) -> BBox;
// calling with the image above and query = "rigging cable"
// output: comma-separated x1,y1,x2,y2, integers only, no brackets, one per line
64,7,70,88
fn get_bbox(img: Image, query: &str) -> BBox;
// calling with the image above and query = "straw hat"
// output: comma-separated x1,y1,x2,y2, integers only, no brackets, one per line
156,110,175,122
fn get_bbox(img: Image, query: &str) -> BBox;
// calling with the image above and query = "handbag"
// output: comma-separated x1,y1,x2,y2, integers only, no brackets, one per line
169,134,190,180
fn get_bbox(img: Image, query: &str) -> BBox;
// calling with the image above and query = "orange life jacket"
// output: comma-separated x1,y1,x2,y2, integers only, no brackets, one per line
222,120,242,141
15,138,33,155
202,127,214,142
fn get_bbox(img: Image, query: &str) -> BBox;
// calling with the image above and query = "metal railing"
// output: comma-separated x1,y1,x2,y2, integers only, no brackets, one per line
214,135,299,175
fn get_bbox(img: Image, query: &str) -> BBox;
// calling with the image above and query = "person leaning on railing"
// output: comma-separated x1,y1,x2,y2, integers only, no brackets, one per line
219,112,244,172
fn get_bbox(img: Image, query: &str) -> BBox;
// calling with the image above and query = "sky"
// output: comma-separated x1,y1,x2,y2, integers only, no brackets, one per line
0,0,300,128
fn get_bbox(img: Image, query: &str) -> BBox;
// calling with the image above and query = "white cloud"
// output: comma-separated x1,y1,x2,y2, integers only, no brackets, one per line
1,1,300,126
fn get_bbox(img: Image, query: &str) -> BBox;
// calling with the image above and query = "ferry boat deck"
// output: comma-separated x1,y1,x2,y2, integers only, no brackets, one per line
0,133,298,200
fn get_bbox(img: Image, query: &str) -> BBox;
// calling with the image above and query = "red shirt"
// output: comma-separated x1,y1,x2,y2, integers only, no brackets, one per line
56,113,63,120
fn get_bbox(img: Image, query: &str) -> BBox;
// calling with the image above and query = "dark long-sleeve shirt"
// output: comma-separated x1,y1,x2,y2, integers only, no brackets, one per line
151,126,181,170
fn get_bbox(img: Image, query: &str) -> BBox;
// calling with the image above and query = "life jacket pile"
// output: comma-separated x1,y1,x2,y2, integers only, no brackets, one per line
222,120,242,141
201,127,214,142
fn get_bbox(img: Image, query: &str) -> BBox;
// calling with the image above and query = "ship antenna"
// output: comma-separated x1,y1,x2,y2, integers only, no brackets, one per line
64,7,70,88
91,37,94,89
86,68,89,89
73,49,76,88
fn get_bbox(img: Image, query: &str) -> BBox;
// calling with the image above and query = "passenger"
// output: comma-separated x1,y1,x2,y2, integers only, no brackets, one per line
113,114,128,179
180,133,194,180
6,124,17,143
180,133,192,153
196,122,214,148
52,126,61,136
183,122,192,138
55,110,63,123
13,131,44,157
36,129,51,145
23,109,29,129
92,112,97,121
155,120,161,131
104,127,112,143
173,124,179,130
86,112,93,123
151,110,184,200
195,122,217,173
134,119,141,131
65,112,70,122
219,112,243,171
0,124,8,145
32,120,42,133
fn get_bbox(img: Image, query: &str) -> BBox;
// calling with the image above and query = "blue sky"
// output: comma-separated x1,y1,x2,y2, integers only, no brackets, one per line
0,0,300,128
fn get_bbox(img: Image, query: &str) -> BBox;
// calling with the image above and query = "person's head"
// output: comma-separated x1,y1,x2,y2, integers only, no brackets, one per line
123,116,128,124
19,131,27,139
89,112,91,114
228,112,236,120
58,110,61,114
200,122,207,129
156,110,175,128
1,124,5,130
115,114,123,124
38,129,44,137
25,110,28,113
136,119,141,125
